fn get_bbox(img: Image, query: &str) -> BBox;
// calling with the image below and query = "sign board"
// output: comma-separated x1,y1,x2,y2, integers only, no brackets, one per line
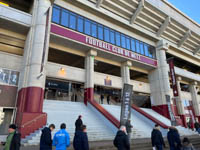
120,84,133,126
166,95,176,126
51,24,158,67
168,58,178,97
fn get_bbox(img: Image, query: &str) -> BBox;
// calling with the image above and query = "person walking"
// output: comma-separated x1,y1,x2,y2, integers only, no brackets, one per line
107,95,110,104
4,124,21,150
75,115,83,132
181,137,195,150
167,126,182,150
100,94,104,104
53,123,70,150
113,126,130,150
151,124,165,150
194,121,200,134
125,120,133,143
73,125,89,150
40,124,55,150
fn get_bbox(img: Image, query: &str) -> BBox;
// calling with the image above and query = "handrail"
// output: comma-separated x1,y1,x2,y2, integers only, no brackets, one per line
21,113,46,128
88,100,120,128
131,104,169,129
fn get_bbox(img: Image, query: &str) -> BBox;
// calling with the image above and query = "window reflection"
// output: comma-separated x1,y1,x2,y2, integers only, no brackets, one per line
61,10,69,27
52,5,156,59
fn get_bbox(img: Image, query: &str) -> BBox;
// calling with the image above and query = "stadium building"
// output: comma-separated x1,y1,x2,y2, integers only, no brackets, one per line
0,0,200,144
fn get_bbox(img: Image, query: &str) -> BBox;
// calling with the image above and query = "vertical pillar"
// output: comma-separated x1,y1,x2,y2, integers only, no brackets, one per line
149,40,172,118
84,50,97,105
16,0,51,137
190,81,200,122
121,61,132,85
176,77,187,127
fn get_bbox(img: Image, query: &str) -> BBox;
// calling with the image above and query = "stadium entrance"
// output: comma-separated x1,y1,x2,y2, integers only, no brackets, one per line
45,79,84,102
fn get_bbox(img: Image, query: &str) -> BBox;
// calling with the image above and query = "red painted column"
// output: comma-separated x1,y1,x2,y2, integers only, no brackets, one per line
84,50,97,105
15,0,51,138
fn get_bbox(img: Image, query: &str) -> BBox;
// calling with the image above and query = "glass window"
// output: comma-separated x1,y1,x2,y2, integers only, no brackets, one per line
140,42,144,55
77,16,83,32
116,32,121,46
121,34,126,48
144,44,149,57
52,6,60,24
84,19,91,35
136,40,140,53
131,39,136,52
9,71,19,86
126,37,131,50
148,46,153,58
104,27,110,42
69,13,76,30
151,47,156,59
110,30,115,44
0,69,10,84
61,10,69,27
98,25,103,40
91,22,97,38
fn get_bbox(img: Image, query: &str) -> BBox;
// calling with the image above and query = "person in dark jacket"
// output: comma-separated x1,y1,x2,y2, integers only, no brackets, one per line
40,124,55,150
107,95,110,104
181,137,195,150
113,126,130,150
167,126,182,150
194,121,200,133
75,115,83,131
73,125,89,150
151,124,165,150
4,124,21,150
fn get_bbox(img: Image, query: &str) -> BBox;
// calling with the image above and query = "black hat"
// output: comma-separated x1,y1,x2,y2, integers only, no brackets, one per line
9,124,17,129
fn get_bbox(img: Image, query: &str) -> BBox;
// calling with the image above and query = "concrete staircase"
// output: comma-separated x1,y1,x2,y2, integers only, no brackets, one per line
141,108,198,136
102,104,159,138
21,100,116,146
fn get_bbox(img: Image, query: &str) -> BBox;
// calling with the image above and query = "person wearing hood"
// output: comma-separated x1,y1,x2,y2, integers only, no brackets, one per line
113,125,130,150
181,137,195,150
167,126,182,150
151,124,165,150
73,125,89,150
40,124,55,150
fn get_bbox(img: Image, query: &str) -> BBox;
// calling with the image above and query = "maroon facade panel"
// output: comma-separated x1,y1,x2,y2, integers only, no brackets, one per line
16,87,47,137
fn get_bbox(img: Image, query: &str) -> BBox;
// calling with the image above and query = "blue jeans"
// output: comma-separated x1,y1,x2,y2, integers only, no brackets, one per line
156,145,163,150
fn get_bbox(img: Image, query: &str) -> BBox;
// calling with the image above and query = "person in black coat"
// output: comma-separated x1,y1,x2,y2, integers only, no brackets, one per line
40,124,55,150
4,124,21,150
113,126,130,150
151,124,165,150
167,127,182,150
73,125,89,150
75,115,83,131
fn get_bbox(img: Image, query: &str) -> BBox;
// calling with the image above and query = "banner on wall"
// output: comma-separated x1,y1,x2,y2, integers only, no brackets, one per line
166,95,176,126
120,84,133,126
168,58,178,97
104,76,112,86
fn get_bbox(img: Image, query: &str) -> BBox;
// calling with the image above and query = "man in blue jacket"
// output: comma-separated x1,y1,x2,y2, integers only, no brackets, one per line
53,123,70,150
40,124,55,150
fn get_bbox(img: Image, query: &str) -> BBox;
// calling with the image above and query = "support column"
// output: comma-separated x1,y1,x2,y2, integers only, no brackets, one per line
190,81,200,122
149,40,172,119
121,61,132,85
15,0,51,137
84,50,97,105
176,77,187,127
